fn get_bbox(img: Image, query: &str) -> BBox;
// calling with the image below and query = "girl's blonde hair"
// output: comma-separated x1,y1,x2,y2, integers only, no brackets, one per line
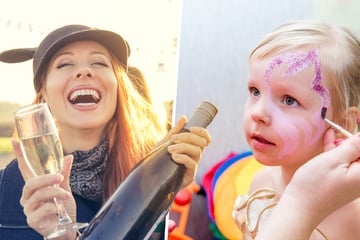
250,20,360,125
33,53,166,201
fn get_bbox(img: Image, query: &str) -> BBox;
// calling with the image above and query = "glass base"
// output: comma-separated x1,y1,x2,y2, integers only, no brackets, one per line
46,222,89,239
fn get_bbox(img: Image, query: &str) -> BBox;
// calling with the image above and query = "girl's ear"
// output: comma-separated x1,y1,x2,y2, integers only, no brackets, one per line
341,106,359,134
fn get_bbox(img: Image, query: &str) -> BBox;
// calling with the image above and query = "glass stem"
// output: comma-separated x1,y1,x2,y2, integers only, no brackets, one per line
53,184,73,226
53,197,73,226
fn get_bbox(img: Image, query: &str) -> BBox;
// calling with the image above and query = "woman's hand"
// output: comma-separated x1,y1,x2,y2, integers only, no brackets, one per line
12,140,77,239
288,129,360,221
166,116,212,188
256,129,360,240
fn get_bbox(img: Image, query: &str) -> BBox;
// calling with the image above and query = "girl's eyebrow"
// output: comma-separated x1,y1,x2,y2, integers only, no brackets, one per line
265,50,330,110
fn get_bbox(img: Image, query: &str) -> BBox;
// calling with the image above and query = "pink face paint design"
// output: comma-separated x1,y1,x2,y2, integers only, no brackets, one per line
266,50,329,109
263,50,329,158
266,100,315,158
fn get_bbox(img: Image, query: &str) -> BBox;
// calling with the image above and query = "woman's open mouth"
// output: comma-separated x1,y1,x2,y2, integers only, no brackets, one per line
68,89,101,106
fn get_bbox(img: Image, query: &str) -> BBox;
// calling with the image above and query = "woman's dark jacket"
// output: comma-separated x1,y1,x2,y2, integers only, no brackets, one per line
0,159,101,240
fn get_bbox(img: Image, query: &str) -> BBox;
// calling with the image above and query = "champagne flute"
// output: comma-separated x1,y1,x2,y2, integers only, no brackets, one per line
14,103,88,239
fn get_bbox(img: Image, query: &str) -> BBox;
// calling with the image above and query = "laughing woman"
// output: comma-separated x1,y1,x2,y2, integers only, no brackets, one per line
0,25,211,240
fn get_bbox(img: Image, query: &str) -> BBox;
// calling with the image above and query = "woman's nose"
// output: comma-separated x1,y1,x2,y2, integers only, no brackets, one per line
74,67,94,79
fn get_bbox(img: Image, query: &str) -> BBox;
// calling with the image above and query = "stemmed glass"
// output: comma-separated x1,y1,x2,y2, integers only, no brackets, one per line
14,103,88,239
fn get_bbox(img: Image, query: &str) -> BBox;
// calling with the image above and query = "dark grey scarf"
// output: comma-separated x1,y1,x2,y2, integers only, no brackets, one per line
69,140,109,201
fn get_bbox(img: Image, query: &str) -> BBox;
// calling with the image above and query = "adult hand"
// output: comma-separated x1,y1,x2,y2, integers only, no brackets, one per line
256,129,360,240
166,116,212,188
12,140,76,239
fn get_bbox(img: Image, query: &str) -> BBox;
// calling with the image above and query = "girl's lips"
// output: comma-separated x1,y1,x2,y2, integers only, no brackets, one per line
250,134,276,150
252,135,274,145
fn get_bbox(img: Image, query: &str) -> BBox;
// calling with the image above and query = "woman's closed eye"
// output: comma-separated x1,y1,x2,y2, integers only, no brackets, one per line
91,61,109,67
57,62,73,69
56,61,109,69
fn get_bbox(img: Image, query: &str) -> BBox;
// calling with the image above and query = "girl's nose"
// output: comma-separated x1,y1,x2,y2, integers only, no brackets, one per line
74,67,94,79
251,100,271,125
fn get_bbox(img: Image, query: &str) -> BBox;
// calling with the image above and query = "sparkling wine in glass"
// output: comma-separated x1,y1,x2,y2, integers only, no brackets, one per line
14,103,88,239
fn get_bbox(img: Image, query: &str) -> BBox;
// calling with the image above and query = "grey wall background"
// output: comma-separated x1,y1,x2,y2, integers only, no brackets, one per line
174,0,314,182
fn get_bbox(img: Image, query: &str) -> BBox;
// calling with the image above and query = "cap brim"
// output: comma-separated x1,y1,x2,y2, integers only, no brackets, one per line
0,48,36,63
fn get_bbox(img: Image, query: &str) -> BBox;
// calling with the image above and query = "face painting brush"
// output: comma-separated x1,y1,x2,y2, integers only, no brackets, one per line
321,107,353,138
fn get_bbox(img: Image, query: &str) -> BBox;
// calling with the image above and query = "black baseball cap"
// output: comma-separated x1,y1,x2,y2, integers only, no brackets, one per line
0,24,130,92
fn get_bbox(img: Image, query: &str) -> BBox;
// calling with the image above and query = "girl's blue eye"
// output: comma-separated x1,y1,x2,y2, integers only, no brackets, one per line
283,96,298,106
250,87,260,97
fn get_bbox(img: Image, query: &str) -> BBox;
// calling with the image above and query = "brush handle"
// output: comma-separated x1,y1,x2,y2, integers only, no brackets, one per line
324,118,353,138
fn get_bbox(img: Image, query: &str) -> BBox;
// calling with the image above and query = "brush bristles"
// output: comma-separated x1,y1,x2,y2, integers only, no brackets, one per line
321,107,327,119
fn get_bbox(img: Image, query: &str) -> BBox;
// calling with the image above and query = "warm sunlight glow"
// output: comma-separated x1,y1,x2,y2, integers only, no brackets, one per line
0,0,179,105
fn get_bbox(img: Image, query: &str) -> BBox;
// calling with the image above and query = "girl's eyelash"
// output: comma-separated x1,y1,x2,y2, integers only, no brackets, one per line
249,87,260,96
282,95,300,107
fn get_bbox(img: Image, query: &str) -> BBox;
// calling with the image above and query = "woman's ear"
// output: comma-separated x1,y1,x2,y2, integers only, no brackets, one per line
341,106,359,134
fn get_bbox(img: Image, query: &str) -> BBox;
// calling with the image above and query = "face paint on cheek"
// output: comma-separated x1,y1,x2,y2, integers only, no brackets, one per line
259,99,301,158
272,112,323,158
262,56,299,158
271,110,300,158
310,111,327,140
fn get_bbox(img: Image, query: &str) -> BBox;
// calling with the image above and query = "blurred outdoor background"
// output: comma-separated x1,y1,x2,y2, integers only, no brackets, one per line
0,0,180,167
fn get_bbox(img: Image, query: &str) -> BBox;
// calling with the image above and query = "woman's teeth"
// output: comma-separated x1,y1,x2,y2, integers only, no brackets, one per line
69,89,100,105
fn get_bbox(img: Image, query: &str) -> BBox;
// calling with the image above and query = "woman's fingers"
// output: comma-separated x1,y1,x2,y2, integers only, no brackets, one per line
20,174,64,207
169,115,187,135
171,127,211,149
153,116,187,148
323,128,337,151
22,185,69,216
60,155,73,192
19,173,72,237
26,201,59,235
325,133,360,167
168,126,211,164
188,126,212,148
171,152,197,188
168,126,211,188
11,139,35,180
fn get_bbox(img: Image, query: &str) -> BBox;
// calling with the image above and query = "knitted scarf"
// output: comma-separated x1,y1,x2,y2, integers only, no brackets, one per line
69,140,109,201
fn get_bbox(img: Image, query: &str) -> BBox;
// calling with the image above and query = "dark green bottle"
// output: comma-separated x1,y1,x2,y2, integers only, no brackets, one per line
80,101,218,240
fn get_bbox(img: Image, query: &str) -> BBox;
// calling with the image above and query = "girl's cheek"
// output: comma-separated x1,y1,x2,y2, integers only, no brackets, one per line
272,115,300,157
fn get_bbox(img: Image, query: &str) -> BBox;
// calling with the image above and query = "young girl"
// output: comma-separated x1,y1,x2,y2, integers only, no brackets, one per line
233,20,360,239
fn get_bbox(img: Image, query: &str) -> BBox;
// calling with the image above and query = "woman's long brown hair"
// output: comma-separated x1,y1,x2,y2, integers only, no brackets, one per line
102,57,166,200
33,54,167,202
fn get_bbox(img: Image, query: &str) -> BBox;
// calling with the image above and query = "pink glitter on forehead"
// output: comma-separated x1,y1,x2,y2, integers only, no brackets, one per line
264,50,330,109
